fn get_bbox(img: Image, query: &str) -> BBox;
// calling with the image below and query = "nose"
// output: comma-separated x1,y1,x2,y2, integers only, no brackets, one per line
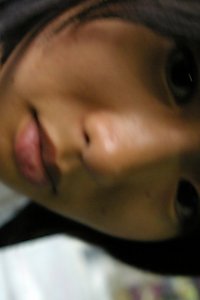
83,112,127,175
82,111,184,176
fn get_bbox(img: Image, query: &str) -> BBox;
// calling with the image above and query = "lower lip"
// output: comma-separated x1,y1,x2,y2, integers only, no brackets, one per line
14,119,49,186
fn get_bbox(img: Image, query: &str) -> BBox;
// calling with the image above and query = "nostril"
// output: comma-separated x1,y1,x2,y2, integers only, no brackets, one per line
82,113,128,175
83,130,91,146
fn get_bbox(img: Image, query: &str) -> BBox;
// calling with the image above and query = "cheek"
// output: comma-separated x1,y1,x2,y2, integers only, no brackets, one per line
40,159,179,241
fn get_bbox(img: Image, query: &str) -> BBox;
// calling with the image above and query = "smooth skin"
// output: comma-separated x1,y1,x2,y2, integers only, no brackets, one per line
0,6,200,241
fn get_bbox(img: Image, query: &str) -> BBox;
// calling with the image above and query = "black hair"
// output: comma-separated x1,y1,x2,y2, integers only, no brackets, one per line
1,0,200,61
1,0,200,276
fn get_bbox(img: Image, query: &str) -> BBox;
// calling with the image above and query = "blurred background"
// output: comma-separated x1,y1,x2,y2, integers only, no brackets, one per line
0,234,199,300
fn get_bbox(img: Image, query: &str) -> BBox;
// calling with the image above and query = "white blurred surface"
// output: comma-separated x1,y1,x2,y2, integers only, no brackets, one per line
0,235,198,300
0,235,113,300
0,183,27,227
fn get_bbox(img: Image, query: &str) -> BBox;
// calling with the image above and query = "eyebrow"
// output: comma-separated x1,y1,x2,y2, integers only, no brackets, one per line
52,2,95,35
53,14,79,35
52,0,112,35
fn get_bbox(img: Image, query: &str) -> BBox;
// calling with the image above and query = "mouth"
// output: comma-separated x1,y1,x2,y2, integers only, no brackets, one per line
14,108,61,195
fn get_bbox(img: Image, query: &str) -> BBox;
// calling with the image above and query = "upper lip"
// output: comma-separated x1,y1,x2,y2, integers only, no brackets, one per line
32,109,61,195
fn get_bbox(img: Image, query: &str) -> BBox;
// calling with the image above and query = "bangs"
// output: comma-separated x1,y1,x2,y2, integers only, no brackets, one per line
1,0,200,62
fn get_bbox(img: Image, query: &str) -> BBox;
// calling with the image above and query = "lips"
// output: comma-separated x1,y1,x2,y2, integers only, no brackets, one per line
14,112,60,193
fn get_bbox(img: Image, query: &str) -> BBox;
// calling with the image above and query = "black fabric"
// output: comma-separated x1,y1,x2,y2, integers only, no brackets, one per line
0,202,200,276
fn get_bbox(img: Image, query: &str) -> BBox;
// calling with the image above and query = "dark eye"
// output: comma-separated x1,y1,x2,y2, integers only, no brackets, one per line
176,180,199,232
166,45,198,105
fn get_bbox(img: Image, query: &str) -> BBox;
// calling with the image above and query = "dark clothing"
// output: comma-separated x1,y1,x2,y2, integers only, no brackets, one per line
1,202,200,276
0,0,200,276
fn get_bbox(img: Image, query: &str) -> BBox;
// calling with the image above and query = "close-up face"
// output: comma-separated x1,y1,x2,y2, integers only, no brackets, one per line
0,5,200,241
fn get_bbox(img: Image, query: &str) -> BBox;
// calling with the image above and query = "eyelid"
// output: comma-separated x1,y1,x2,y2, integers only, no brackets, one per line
176,180,200,236
165,42,199,107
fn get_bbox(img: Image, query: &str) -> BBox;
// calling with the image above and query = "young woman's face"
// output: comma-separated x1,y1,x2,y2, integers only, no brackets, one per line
0,7,200,241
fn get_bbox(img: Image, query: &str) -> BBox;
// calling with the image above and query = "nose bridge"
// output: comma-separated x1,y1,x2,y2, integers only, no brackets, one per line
82,110,181,176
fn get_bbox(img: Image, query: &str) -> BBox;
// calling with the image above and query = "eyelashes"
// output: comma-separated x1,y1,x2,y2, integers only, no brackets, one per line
166,44,198,106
